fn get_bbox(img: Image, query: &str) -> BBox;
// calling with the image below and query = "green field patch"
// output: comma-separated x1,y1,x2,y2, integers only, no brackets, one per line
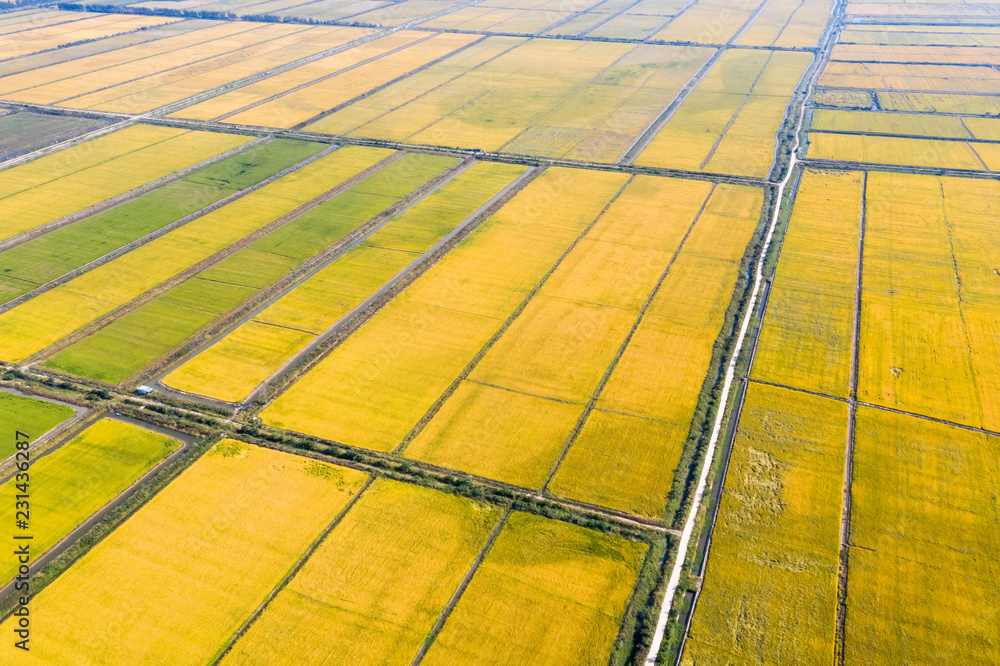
43,153,456,384
0,139,323,304
159,278,259,314
199,249,301,290
249,190,396,262
46,300,218,384
0,391,75,459
164,161,526,404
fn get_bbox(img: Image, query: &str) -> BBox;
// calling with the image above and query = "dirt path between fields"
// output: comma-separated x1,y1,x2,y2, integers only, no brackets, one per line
835,170,866,664
642,0,843,660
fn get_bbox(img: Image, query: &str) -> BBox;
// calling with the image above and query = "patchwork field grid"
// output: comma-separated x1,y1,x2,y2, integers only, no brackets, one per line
0,0,994,663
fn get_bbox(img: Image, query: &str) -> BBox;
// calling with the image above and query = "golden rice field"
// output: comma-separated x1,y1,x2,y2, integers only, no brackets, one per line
0,145,391,363
0,13,180,60
877,91,1000,114
635,49,813,177
846,1,1000,18
0,125,251,243
682,384,846,665
859,173,1000,430
422,6,572,33
0,21,271,103
405,177,718,489
810,108,981,139
806,132,994,170
222,480,502,665
0,418,178,583
832,43,1000,65
4,1,1000,662
421,512,648,666
847,408,1000,663
819,60,1000,94
734,0,834,48
56,26,365,114
178,32,481,128
652,0,765,44
751,169,862,398
0,441,368,664
839,24,1000,46
309,38,716,163
550,186,761,516
261,167,630,451
163,160,526,403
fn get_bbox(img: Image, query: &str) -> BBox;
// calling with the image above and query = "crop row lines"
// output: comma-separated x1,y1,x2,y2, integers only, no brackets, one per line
20,147,395,367
208,475,379,665
0,136,268,253
409,508,512,665
142,156,478,404
0,99,776,185
747,377,1000,439
391,174,635,457
243,165,544,414
541,183,718,492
